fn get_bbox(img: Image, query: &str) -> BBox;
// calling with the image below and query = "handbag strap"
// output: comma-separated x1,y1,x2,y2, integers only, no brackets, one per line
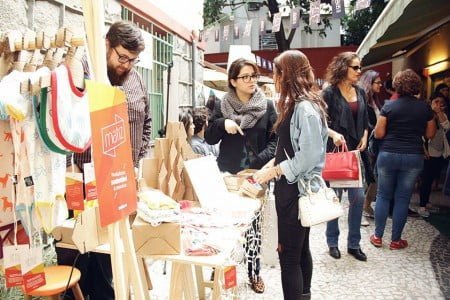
298,174,326,194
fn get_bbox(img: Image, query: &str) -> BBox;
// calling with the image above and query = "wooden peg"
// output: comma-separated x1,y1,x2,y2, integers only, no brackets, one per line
55,28,73,48
23,31,36,50
70,36,85,47
6,31,22,52
36,31,51,50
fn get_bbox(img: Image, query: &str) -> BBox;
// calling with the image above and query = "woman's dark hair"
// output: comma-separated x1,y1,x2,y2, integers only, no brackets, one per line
358,70,381,108
193,108,208,135
273,50,327,131
178,108,193,137
325,52,360,86
106,21,145,54
393,69,422,96
227,58,258,93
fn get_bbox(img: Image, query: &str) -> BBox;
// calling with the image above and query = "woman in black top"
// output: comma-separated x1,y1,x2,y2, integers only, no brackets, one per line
323,52,369,262
205,58,277,293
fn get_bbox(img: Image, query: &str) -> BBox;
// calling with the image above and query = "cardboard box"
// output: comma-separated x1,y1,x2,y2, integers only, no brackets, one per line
239,177,267,199
223,175,245,191
132,216,181,255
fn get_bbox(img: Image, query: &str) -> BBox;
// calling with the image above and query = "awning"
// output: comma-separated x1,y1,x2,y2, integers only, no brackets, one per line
357,0,450,67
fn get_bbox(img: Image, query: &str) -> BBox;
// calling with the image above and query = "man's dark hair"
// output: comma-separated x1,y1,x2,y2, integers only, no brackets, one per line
106,21,145,53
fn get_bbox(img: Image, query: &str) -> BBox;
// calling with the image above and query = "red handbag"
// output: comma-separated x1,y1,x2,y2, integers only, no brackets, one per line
322,144,360,181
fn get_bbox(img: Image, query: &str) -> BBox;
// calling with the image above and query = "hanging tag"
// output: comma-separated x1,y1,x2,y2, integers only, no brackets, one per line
223,265,237,289
3,245,28,287
66,172,84,210
84,163,98,201
21,246,46,293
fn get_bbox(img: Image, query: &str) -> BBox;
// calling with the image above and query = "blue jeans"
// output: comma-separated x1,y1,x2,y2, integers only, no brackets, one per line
326,187,365,249
374,152,423,241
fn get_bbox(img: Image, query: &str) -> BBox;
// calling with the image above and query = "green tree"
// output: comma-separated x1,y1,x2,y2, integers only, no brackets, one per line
203,0,333,52
341,0,387,46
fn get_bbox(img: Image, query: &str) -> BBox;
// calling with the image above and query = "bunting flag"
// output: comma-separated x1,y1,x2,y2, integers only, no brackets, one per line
268,61,273,71
223,24,229,41
290,7,300,29
272,12,282,33
199,30,204,42
243,19,252,37
309,0,321,25
233,23,240,39
259,19,265,34
256,56,262,67
332,0,346,19
355,0,371,11
214,29,219,42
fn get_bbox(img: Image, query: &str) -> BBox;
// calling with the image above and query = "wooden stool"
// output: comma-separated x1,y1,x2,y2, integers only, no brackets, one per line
23,265,84,300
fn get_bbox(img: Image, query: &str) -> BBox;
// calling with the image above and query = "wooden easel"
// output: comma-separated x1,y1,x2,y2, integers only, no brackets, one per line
81,1,146,299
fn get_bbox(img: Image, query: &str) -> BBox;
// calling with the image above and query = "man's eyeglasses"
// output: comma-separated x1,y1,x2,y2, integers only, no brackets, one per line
349,65,362,71
113,47,140,65
236,74,260,82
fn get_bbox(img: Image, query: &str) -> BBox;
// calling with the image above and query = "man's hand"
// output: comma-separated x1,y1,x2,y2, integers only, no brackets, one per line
224,119,244,135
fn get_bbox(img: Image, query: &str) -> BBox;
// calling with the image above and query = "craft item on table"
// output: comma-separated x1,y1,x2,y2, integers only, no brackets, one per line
0,120,14,228
137,189,180,225
48,64,91,153
182,226,219,256
239,176,267,199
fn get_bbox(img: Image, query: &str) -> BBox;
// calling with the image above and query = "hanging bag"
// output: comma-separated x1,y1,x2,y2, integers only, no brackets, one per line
298,175,344,227
49,64,91,153
322,144,360,181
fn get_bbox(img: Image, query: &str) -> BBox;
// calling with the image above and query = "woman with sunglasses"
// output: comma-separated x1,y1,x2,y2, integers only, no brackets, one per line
322,52,369,261
358,70,383,223
205,58,277,293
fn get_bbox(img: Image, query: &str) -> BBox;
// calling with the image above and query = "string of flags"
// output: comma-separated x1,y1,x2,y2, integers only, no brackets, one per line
200,0,372,42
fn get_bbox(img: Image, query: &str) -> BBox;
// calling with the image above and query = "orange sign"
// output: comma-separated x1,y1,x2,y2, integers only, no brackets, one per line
86,80,137,227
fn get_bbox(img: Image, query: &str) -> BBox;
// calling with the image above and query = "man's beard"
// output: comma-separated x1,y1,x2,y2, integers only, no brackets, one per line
107,65,131,86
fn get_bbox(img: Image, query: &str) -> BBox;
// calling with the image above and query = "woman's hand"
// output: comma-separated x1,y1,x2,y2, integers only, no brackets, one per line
224,119,244,135
253,168,277,184
357,136,368,151
328,129,346,146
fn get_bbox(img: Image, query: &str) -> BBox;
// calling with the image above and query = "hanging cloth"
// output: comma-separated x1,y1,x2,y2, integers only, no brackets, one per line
49,64,91,153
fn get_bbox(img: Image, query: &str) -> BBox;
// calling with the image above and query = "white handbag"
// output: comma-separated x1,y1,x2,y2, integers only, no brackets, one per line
298,175,344,227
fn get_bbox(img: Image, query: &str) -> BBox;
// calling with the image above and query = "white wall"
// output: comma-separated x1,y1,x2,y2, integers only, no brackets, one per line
146,0,204,34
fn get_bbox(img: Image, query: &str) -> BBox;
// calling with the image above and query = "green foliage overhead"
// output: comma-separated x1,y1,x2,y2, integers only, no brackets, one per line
341,0,387,46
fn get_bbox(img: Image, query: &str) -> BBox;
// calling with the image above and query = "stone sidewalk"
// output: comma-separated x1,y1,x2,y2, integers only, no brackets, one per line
147,193,450,299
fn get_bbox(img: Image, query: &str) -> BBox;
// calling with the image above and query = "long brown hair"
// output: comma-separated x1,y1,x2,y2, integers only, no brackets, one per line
273,50,327,131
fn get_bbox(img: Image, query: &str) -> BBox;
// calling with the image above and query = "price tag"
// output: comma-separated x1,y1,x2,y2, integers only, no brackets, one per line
21,246,46,293
3,245,28,287
223,265,237,289
66,172,84,210
84,163,98,201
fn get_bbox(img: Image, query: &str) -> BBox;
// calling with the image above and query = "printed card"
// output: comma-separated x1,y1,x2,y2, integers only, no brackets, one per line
84,163,98,201
66,172,84,210
21,246,46,293
224,265,237,289
3,245,28,287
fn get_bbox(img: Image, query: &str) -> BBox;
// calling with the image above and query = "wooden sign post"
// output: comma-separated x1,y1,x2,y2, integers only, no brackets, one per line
81,1,146,299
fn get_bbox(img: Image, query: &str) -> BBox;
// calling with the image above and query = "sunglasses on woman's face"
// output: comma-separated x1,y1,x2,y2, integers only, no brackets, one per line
349,65,362,71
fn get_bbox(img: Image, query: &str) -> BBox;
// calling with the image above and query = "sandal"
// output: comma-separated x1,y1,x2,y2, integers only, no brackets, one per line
249,276,265,293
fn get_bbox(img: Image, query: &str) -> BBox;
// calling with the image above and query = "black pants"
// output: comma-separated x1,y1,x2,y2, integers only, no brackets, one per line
56,247,114,300
420,156,444,207
277,216,312,300
245,213,262,279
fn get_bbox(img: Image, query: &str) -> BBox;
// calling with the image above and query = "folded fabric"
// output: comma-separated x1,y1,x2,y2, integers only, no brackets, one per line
138,189,179,210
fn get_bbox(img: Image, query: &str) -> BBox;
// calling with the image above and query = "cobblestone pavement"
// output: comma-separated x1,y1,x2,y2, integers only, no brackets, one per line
148,193,450,300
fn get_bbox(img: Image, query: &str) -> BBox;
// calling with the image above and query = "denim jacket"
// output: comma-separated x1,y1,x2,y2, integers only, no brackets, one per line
279,100,328,194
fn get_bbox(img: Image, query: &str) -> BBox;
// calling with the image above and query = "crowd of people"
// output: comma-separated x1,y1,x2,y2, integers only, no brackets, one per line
184,50,448,299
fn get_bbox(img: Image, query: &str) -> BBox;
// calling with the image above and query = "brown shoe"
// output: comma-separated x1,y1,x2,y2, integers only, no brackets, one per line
249,276,265,293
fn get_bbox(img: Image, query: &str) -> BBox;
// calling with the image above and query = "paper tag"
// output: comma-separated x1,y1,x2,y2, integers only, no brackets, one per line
21,247,46,293
223,265,237,289
84,163,98,201
66,172,84,210
3,245,28,287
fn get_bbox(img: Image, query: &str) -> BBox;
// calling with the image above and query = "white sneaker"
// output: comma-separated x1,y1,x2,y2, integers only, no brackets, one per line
361,216,370,226
417,207,430,218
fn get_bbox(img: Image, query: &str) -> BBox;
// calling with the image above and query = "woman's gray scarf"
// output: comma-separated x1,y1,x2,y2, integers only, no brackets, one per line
220,88,267,129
